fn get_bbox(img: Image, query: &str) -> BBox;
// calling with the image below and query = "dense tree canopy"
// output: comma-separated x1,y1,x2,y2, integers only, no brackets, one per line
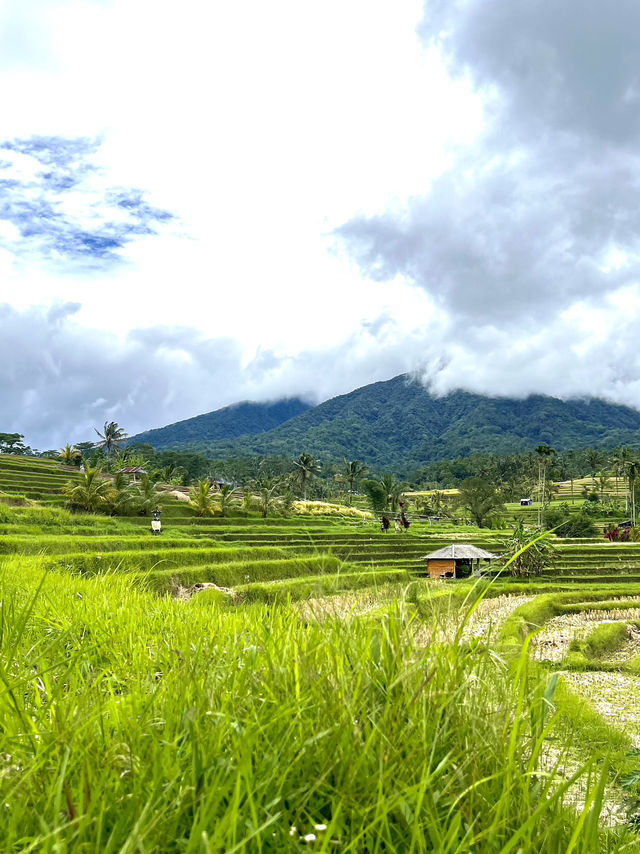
456,477,505,528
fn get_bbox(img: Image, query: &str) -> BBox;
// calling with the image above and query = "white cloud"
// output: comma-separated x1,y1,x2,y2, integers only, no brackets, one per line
0,302,434,449
337,0,640,409
3,0,639,450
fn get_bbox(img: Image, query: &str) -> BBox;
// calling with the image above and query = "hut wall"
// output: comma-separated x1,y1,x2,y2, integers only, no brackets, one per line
428,559,456,579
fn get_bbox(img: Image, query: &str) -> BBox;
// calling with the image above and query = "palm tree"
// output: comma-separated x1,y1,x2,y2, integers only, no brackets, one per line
152,465,188,486
246,476,292,518
293,453,321,501
108,471,136,516
132,475,167,516
94,421,128,456
335,459,368,504
564,449,577,504
627,459,640,526
535,445,555,526
506,521,557,577
380,473,408,513
612,447,633,510
189,480,217,517
586,449,603,481
62,468,113,513
218,483,240,517
58,444,82,466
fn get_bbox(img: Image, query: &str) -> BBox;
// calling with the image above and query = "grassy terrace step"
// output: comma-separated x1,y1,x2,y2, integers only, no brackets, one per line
540,574,640,583
37,545,304,574
559,548,640,555
553,557,640,566
232,569,411,603
0,534,433,556
0,476,77,488
0,488,70,499
0,473,76,487
0,535,262,555
0,457,70,472
0,525,143,535
136,555,345,591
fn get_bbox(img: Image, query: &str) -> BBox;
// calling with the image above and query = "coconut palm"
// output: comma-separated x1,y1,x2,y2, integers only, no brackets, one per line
612,447,634,509
535,445,555,526
58,444,82,466
247,476,291,518
94,421,128,456
108,472,137,516
506,521,557,577
218,483,240,517
151,465,188,486
380,473,408,513
293,453,321,501
586,448,603,479
189,480,217,517
62,468,113,513
131,475,168,516
627,459,640,526
336,459,368,504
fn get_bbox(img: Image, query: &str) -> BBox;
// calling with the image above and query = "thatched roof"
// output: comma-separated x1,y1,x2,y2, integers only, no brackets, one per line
421,544,499,561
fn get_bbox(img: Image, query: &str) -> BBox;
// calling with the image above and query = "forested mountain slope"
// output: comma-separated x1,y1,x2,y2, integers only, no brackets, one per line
130,397,311,450
135,374,640,468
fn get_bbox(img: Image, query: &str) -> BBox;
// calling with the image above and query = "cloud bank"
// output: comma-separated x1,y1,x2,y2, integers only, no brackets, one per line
337,0,640,405
1,304,425,450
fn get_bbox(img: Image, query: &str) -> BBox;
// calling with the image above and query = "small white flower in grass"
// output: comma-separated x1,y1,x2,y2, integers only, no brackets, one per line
289,826,298,836
314,824,327,831
302,834,317,843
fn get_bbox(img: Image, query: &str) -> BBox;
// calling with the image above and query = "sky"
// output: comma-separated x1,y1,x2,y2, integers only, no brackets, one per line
2,0,640,449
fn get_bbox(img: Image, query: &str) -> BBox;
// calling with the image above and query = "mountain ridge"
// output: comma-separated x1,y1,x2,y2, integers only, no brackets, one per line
131,397,312,449
131,374,640,470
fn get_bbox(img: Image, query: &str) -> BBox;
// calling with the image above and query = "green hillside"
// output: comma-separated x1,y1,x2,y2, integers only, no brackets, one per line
141,374,640,468
130,396,311,449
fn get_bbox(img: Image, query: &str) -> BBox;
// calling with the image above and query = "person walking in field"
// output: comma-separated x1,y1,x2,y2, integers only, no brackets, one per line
399,502,410,532
151,509,162,535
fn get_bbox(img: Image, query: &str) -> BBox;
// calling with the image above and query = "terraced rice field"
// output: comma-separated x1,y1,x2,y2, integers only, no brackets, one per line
4,454,640,849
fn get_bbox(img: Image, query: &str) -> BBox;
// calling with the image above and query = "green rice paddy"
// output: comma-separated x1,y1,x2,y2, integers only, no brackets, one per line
2,454,640,850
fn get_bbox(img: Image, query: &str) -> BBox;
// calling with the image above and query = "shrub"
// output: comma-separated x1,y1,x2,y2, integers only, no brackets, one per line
543,506,598,537
556,513,599,538
362,480,387,513
569,621,628,660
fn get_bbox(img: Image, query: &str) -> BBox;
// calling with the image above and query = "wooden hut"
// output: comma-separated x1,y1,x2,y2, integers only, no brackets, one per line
116,466,147,484
421,544,500,579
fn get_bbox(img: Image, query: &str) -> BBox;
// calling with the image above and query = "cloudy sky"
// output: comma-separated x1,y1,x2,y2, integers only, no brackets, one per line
2,0,640,449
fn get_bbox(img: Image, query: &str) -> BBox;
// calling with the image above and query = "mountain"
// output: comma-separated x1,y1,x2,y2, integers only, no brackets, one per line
130,397,312,449
134,374,640,469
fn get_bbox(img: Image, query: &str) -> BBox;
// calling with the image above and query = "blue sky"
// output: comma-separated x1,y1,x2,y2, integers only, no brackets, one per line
3,0,640,448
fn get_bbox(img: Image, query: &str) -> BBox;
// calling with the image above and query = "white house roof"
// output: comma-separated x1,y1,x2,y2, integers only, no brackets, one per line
421,544,500,561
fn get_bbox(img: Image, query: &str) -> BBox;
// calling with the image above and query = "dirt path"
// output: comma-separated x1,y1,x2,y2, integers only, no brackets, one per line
532,604,640,663
410,594,535,646
562,671,640,747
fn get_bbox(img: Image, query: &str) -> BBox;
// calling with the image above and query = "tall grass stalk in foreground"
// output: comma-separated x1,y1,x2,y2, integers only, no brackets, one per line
0,559,626,851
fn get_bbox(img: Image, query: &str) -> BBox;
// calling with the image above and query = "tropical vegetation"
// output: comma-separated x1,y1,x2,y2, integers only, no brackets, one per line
3,450,640,848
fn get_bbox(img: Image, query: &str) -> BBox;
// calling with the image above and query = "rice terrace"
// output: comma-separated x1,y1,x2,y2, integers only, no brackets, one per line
5,436,640,852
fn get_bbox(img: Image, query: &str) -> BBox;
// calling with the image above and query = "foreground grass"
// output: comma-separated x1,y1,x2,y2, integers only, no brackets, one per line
0,561,626,851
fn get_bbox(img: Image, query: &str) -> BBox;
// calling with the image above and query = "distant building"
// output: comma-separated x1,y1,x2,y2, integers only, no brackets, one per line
520,498,533,506
117,466,147,483
421,544,500,579
207,477,233,491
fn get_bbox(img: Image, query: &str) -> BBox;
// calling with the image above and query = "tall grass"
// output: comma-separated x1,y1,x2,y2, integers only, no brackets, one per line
0,561,626,851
